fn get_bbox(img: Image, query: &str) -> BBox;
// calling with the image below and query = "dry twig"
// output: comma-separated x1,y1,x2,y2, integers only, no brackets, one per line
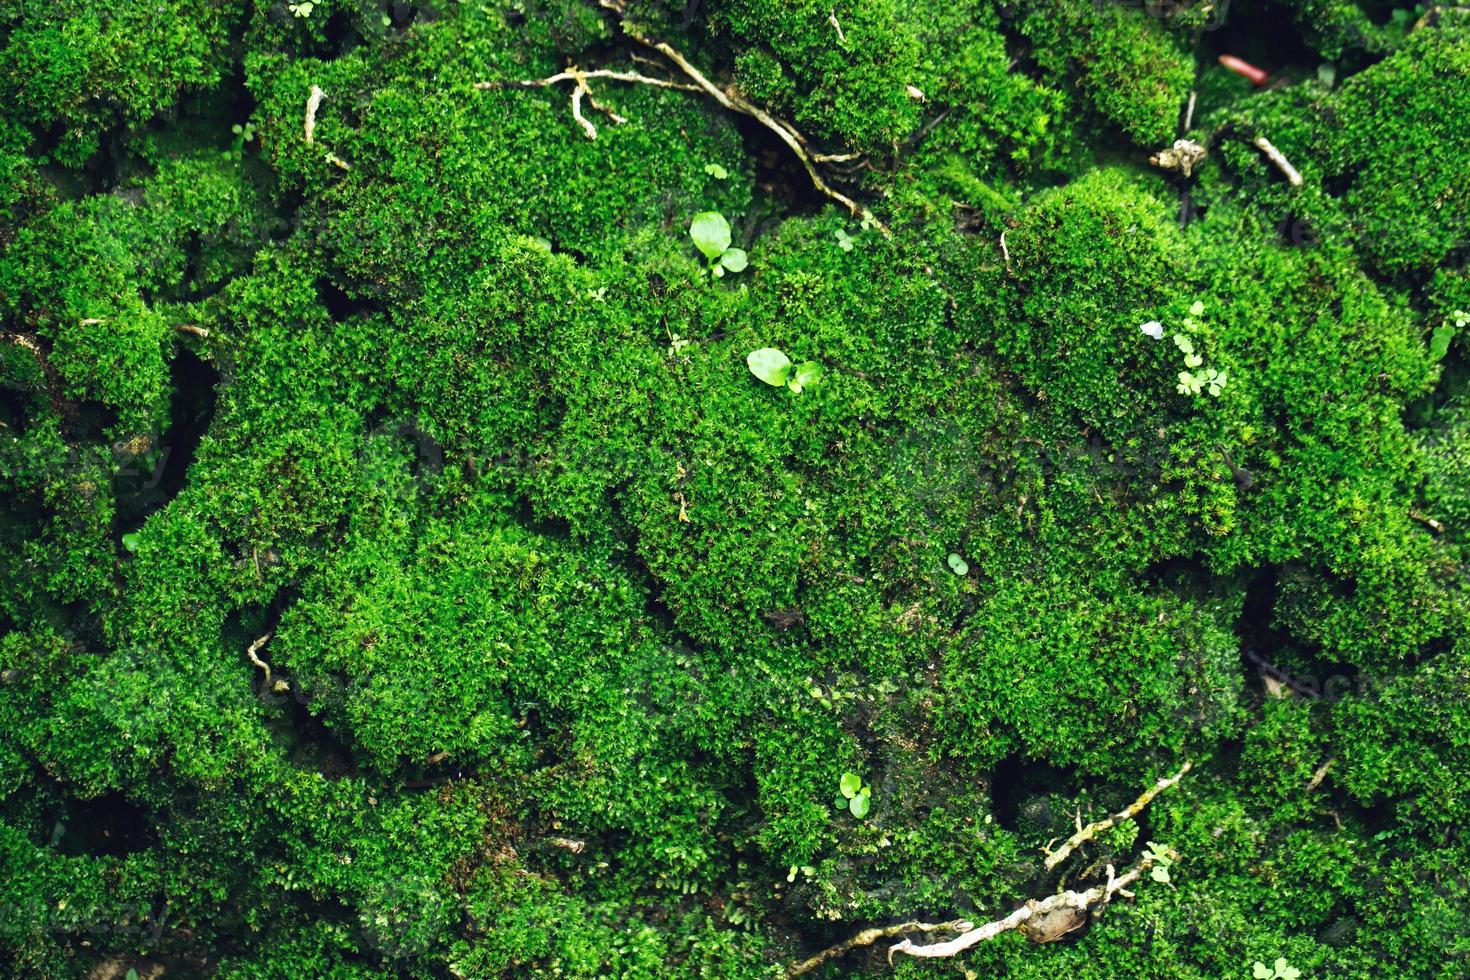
304,85,325,145
1250,135,1303,186
1044,761,1191,871
488,1,888,233
246,633,274,688
786,919,972,977
888,849,1175,962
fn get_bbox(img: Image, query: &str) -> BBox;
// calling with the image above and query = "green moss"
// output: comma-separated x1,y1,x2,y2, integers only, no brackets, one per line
1017,0,1195,147
0,0,242,165
1328,28,1470,277
4,1,1470,977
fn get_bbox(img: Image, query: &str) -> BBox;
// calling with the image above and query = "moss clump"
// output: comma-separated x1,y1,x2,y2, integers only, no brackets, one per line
1016,0,1196,147
3,1,1469,978
1327,28,1470,278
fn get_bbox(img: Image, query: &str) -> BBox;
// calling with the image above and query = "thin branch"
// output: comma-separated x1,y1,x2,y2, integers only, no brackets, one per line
888,849,1174,962
246,633,273,688
1306,758,1334,793
1411,510,1446,534
643,38,885,232
564,0,888,233
1043,761,1192,871
481,69,700,93
304,85,325,145
827,11,848,45
786,919,972,977
1250,135,1303,186
569,81,598,139
174,323,209,338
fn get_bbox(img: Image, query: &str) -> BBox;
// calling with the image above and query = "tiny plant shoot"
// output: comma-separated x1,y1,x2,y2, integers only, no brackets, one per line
746,348,824,393
836,772,872,818
689,211,748,277
1252,958,1302,980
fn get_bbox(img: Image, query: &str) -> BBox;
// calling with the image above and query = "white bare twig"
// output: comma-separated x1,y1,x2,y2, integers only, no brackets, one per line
304,85,325,145
1250,135,1303,186
1043,761,1192,871
887,848,1174,961
246,633,273,688
490,1,893,233
786,918,972,976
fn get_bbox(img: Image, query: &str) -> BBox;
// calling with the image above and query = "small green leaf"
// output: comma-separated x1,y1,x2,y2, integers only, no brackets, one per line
1150,865,1170,883
839,771,862,798
747,348,793,387
791,361,824,390
849,792,871,819
704,163,729,179
1189,300,1205,316
833,794,849,809
690,211,732,260
947,553,969,575
1253,963,1273,980
720,247,748,273
1430,321,1454,361
121,533,141,552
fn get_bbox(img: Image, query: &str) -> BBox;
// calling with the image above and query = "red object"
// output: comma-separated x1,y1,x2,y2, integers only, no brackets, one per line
1219,54,1269,86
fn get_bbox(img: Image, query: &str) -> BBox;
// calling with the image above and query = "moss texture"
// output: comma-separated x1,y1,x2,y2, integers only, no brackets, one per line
2,1,1468,977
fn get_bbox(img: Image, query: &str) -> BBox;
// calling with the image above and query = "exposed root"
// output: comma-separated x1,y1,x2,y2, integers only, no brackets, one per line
828,10,848,45
246,633,274,689
786,919,973,977
1306,758,1334,793
304,85,325,145
637,35,887,233
569,81,597,139
174,323,209,338
1043,761,1191,871
999,229,1011,272
1250,135,1303,186
482,68,700,93
305,85,351,170
1411,510,1446,534
492,1,889,233
887,848,1175,962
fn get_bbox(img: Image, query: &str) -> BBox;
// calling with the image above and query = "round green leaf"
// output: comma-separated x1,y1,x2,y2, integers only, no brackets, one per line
849,792,871,819
947,553,969,575
792,361,823,389
690,211,732,261
839,771,862,798
747,348,793,387
121,533,141,553
720,247,748,273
